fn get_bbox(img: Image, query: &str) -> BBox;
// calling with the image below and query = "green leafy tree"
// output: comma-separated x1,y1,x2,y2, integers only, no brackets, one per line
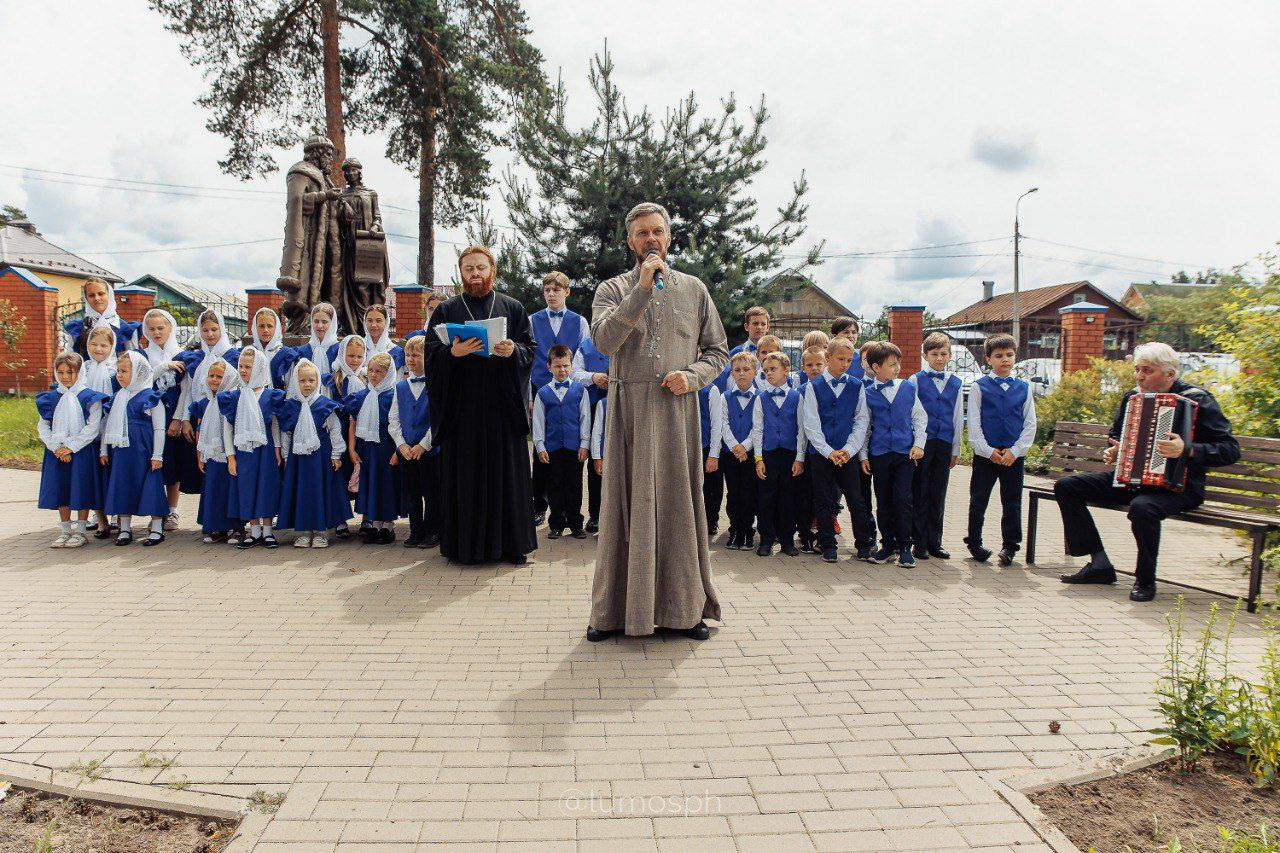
0,299,29,393
1200,249,1280,437
489,46,822,344
0,205,28,226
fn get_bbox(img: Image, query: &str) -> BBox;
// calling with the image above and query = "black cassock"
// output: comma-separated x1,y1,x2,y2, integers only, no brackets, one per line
425,291,538,562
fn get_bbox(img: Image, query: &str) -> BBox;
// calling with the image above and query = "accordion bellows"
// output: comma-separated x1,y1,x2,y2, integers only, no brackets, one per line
1113,392,1198,491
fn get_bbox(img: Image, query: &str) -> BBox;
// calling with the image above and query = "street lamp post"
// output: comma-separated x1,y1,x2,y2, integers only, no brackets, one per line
1012,186,1039,349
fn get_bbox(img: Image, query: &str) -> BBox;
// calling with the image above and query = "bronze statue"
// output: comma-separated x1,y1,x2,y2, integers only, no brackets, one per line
277,135,344,335
337,157,391,335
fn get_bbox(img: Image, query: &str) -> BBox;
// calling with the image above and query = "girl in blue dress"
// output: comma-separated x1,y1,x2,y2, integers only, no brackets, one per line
83,324,120,539
327,335,366,538
176,308,238,444
293,302,340,385
141,308,202,529
362,304,405,375
278,359,351,548
63,276,140,358
249,307,298,390
190,357,240,544
220,348,285,549
37,352,110,548
346,352,400,544
100,351,170,546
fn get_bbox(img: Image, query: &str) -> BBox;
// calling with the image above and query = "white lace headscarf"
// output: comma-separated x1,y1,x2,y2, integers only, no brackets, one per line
363,310,394,357
306,304,339,376
231,349,272,453
49,358,89,447
196,358,234,463
82,280,121,329
81,332,117,395
191,308,233,394
101,352,154,449
355,360,397,442
251,307,283,355
141,307,182,392
286,358,325,456
333,335,367,395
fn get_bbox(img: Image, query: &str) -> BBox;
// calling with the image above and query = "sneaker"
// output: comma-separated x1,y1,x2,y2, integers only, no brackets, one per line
799,538,816,554
821,548,838,563
586,519,599,534
725,531,740,549
739,533,755,551
419,534,439,549
164,511,179,531
51,533,69,549
226,530,245,546
546,529,562,540
294,535,313,548
870,545,896,564
897,547,916,568
855,546,872,562
780,542,800,557
312,535,329,549
65,533,87,548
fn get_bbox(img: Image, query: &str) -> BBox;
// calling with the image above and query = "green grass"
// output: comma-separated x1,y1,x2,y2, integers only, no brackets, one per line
0,396,44,463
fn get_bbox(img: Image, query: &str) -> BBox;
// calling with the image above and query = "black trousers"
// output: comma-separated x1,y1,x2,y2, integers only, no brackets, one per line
870,451,915,549
793,461,816,543
757,449,797,545
1053,471,1203,585
859,465,877,544
586,461,602,523
546,447,585,532
912,437,953,549
702,448,724,531
811,455,874,553
721,452,757,536
400,451,440,539
532,455,549,515
968,455,1025,552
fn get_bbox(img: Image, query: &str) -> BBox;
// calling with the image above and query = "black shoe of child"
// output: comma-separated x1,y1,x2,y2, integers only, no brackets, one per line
571,529,588,540
870,545,896,564
725,531,739,549
739,533,755,551
781,541,800,557
1129,582,1156,602
586,519,599,534
378,528,395,544
115,532,133,546
897,547,915,568
404,534,423,548
821,548,838,564
913,545,930,560
965,538,992,562
799,538,816,554
533,510,546,526
237,535,260,550
419,534,439,549
756,541,772,557
855,546,872,562
997,546,1016,567
358,520,373,536
547,529,561,540
94,528,114,541
362,528,379,545
929,546,951,559
263,534,279,549
334,524,352,539
142,532,165,547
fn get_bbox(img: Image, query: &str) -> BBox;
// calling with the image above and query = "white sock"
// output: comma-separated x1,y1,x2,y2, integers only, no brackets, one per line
119,517,132,533
250,523,262,538
73,520,85,534
59,521,71,534
150,519,164,534
262,523,273,536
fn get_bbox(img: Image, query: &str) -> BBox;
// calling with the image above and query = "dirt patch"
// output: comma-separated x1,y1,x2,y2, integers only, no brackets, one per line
0,456,40,471
1029,751,1280,852
0,785,236,852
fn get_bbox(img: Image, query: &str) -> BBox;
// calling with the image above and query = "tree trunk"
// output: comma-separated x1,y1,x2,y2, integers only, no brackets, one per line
417,112,437,288
320,0,345,183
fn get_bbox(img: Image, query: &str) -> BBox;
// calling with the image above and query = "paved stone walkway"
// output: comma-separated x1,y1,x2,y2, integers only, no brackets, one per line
0,466,1271,851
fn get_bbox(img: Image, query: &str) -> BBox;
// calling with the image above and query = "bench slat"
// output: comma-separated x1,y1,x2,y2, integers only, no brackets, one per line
1205,474,1280,496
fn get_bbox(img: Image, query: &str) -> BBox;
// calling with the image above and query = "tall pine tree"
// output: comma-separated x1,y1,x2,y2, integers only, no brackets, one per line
490,46,822,343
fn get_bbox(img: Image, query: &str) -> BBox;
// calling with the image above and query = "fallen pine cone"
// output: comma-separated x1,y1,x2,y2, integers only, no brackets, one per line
1048,720,1061,734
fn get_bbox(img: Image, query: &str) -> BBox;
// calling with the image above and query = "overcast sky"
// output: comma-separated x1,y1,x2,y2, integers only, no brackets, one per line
2,1,1277,319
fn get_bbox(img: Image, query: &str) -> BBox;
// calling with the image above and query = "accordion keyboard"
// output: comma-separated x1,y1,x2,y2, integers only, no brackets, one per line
1146,405,1175,475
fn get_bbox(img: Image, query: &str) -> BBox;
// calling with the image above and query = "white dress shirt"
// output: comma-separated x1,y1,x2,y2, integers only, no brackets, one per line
571,348,608,387
720,385,757,454
536,309,591,346
967,375,1038,459
388,378,433,453
750,385,807,462
859,378,929,461
590,399,606,460
532,381,592,454
702,384,724,459
910,371,966,457
801,370,869,460
39,402,104,455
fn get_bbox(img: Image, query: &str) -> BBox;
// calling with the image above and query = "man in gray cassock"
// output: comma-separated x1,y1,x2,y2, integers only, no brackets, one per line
586,202,729,641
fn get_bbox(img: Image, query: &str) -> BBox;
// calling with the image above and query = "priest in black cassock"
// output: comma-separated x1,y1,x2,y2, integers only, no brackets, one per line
424,246,538,564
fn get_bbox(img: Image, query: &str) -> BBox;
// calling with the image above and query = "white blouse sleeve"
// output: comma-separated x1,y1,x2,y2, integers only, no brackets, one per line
66,402,103,454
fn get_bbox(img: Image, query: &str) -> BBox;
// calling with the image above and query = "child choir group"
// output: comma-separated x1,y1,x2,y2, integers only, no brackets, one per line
38,273,1036,566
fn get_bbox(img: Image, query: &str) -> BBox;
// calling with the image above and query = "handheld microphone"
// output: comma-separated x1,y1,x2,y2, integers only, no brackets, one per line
646,247,665,290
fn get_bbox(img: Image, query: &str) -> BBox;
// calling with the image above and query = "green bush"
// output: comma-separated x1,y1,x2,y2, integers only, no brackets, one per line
1034,357,1132,444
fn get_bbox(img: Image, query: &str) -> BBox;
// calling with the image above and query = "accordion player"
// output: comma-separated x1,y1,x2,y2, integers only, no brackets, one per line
1112,392,1198,491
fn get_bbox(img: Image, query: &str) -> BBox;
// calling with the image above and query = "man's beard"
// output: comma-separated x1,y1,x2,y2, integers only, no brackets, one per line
462,276,495,297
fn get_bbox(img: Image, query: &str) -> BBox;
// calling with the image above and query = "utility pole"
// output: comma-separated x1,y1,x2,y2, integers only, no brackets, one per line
1012,187,1038,348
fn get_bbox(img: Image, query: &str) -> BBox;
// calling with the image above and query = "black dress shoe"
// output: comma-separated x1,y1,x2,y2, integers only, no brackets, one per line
756,542,772,557
115,531,133,546
725,531,739,549
362,529,379,545
404,534,423,548
929,547,951,559
263,534,279,549
966,542,992,562
997,547,1015,567
546,529,561,540
1129,582,1156,602
378,528,395,544
506,554,528,566
679,621,710,641
913,545,930,560
533,510,546,526
571,529,588,540
237,535,261,550
419,534,439,549
141,532,165,547
781,542,800,557
93,528,114,540
1060,563,1118,585
586,626,615,642
586,519,599,534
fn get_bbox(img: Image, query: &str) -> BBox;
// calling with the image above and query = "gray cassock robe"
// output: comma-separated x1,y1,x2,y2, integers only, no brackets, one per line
589,265,729,635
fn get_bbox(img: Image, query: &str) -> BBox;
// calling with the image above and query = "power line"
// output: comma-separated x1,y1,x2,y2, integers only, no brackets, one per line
1019,252,1190,279
1021,235,1222,271
924,238,1014,310
0,163,283,195
783,236,1008,259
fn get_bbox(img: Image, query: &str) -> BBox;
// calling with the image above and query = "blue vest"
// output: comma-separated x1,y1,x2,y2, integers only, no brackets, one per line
698,385,715,450
724,389,756,445
530,309,584,390
394,380,432,448
576,337,610,406
846,360,865,381
538,381,585,453
810,375,863,450
866,381,917,456
977,375,1029,449
759,389,800,452
914,371,961,444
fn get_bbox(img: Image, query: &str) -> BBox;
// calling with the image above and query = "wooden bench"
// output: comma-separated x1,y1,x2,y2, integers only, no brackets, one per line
1026,420,1280,612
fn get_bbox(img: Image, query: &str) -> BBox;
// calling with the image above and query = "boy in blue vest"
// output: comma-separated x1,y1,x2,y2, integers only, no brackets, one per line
390,335,439,549
858,341,927,567
966,333,1037,566
699,376,725,537
533,344,591,540
530,271,591,526
801,338,875,563
752,352,806,556
720,352,760,549
572,335,610,533
794,345,828,552
911,332,964,560
714,306,771,391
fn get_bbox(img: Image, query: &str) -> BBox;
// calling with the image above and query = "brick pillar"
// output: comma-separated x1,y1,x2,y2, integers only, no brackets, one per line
0,266,59,392
392,284,426,337
887,305,926,377
1059,302,1108,373
113,283,155,324
246,286,285,321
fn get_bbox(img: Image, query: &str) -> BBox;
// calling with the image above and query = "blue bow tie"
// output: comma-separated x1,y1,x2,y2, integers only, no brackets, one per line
733,389,753,399
830,376,847,386
876,380,895,390
926,371,945,379
548,310,565,318
409,376,426,384
554,380,571,389
768,389,787,398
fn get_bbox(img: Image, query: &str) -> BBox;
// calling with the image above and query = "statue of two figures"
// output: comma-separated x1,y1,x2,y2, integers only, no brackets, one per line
276,135,390,335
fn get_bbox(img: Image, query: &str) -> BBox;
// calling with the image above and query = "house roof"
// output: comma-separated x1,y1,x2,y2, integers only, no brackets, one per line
940,280,1141,325
0,222,124,283
1125,283,1209,300
764,270,854,317
129,274,247,315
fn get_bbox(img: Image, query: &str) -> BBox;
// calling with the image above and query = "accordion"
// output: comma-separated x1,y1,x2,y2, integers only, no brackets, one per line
1113,392,1198,491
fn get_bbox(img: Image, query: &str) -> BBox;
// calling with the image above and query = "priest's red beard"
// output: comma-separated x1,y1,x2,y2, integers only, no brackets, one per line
462,275,495,297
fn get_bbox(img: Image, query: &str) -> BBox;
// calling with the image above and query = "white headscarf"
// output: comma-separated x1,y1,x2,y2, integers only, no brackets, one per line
363,313,394,357
81,349,116,396
231,350,272,453
83,282,121,329
334,335,367,395
355,368,397,442
191,309,233,393
141,308,182,394
102,352,153,450
251,307,283,355
307,308,340,376
49,364,89,447
196,358,234,463
286,358,324,456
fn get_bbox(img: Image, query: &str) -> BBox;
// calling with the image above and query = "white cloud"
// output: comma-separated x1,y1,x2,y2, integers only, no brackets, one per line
970,128,1040,172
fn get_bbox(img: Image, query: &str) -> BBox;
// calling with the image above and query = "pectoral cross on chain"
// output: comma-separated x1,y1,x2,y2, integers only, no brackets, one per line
647,338,660,358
